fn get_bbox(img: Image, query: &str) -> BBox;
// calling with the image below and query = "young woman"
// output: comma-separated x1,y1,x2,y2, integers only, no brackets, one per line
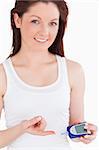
0,0,97,149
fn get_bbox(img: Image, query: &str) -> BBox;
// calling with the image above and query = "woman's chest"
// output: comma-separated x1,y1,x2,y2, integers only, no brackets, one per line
14,62,58,87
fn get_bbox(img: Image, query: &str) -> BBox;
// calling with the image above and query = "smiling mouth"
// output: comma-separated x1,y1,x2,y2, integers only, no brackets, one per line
34,37,48,43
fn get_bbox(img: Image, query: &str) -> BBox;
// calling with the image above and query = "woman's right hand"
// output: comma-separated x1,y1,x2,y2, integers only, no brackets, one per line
21,116,55,136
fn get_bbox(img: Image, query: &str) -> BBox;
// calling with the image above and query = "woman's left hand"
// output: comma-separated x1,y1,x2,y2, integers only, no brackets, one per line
79,123,98,144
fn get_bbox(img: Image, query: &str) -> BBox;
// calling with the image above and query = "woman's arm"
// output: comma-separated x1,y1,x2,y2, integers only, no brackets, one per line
0,64,55,148
0,64,25,148
0,96,55,148
0,113,55,148
0,117,25,148
66,59,97,144
67,59,85,125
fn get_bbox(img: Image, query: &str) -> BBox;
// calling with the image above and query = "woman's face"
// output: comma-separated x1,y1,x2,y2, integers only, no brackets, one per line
14,2,60,51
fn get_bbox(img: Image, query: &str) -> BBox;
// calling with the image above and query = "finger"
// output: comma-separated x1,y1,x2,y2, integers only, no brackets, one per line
33,118,47,130
39,118,47,129
33,121,41,128
39,130,56,136
84,133,97,140
84,123,97,133
84,124,97,139
28,116,42,126
79,136,91,144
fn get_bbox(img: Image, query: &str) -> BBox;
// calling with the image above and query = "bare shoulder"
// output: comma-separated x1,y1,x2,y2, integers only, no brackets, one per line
0,64,7,97
65,58,85,88
66,58,84,72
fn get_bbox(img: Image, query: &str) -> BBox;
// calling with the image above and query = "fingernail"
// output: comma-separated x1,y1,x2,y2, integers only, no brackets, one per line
84,126,88,129
37,117,42,120
88,131,91,134
85,135,89,138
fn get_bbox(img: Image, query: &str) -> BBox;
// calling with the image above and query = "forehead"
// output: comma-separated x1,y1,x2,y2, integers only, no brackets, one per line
24,2,60,19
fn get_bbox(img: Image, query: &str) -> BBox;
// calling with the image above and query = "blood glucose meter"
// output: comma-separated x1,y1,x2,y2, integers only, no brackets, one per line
66,122,91,139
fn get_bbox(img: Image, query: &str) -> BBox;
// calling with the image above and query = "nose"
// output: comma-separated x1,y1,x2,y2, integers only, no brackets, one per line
38,24,49,37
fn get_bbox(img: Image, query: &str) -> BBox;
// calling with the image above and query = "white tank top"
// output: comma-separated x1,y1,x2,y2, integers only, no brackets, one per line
2,54,71,150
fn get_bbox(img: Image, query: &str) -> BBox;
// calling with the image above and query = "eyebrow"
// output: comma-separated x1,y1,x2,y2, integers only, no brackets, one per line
30,15,59,21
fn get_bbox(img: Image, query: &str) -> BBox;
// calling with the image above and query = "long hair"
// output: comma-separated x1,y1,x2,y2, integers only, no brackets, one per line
9,0,69,57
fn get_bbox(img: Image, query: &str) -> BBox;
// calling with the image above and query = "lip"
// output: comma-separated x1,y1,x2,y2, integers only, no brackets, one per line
34,37,48,43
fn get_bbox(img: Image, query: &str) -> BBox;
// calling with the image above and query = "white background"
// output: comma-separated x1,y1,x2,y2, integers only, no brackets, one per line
0,0,99,150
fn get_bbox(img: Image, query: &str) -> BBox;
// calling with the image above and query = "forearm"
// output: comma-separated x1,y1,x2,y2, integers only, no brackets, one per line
0,122,25,148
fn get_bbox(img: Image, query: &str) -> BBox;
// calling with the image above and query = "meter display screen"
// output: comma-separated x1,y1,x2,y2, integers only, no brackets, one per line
75,124,87,133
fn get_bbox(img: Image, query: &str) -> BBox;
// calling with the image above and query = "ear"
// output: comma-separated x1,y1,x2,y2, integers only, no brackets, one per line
13,13,22,28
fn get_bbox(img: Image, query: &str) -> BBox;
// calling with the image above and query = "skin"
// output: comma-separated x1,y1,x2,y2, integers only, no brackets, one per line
13,2,60,65
0,2,97,148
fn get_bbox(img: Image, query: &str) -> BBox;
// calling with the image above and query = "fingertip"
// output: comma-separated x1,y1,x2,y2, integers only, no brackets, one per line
52,131,56,134
84,125,88,129
47,131,56,135
37,116,42,121
88,130,91,134
84,135,89,138
49,131,56,134
80,136,84,140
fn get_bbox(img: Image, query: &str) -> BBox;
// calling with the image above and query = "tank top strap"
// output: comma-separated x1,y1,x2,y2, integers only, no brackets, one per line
56,55,70,92
2,58,13,86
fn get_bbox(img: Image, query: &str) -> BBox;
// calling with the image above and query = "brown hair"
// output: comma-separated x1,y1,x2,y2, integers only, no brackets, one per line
9,0,69,57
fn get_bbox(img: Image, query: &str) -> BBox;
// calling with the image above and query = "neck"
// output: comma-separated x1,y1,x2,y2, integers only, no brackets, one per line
13,47,55,65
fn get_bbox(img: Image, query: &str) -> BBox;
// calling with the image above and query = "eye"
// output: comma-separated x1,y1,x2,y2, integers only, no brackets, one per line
50,22,58,26
31,20,39,24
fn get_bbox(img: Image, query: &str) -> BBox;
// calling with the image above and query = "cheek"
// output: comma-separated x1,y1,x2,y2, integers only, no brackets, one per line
47,30,58,47
20,25,35,40
50,28,59,40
